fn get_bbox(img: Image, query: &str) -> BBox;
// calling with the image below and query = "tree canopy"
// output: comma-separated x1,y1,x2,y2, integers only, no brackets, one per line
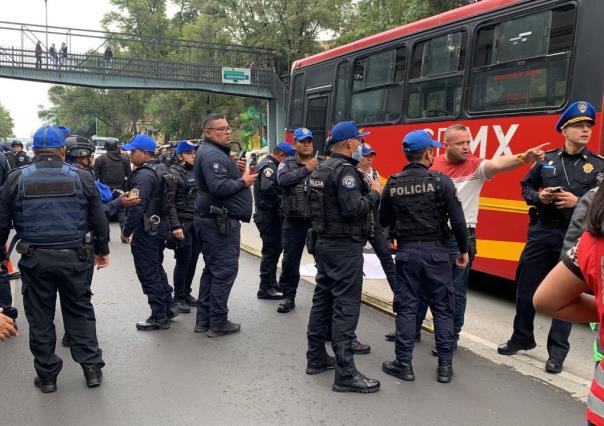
0,103,14,140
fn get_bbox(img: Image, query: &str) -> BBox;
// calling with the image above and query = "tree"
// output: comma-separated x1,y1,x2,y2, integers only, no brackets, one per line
0,103,14,139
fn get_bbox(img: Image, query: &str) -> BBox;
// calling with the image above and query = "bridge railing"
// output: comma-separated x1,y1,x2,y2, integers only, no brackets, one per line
0,46,277,89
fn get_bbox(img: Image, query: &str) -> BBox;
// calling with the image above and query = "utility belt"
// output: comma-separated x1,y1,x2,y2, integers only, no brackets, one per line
143,214,162,236
16,232,93,261
528,207,568,228
199,205,232,235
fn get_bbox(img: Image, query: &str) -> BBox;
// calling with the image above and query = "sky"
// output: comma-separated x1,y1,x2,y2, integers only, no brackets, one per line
0,0,176,138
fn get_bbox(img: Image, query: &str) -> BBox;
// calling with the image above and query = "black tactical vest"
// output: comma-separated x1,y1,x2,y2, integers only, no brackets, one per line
281,158,310,219
309,157,371,242
128,161,176,218
170,163,197,220
388,170,449,242
253,157,280,210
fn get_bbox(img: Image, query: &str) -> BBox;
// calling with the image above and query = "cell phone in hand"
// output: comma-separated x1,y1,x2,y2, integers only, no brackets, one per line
549,186,562,193
238,150,247,161
130,188,140,198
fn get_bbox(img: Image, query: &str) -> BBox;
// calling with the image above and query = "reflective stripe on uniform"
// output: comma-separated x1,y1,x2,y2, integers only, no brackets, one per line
587,366,604,420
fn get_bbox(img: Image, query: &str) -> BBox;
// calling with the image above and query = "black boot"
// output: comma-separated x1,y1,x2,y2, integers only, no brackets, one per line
136,316,170,331
351,339,371,354
497,340,536,356
437,360,453,383
277,297,295,313
332,372,380,393
82,365,103,388
257,288,285,300
207,320,241,338
184,294,198,306
173,301,191,314
34,376,57,393
306,354,336,375
382,359,415,381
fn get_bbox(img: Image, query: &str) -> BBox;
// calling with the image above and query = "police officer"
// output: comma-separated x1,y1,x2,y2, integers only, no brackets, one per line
276,127,317,313
169,141,200,313
305,121,382,393
253,142,295,300
193,113,256,337
0,144,11,312
381,130,468,384
0,126,109,392
120,134,180,331
499,101,604,374
93,139,131,190
9,140,31,169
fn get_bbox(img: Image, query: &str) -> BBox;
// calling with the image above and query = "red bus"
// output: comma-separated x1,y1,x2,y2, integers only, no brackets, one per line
285,0,604,280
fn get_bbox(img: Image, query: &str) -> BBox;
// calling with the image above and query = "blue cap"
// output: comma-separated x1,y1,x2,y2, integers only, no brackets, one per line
330,121,370,145
360,143,376,156
121,134,157,153
33,126,67,148
175,140,198,155
57,126,71,138
293,127,313,141
402,130,441,152
275,141,295,156
556,100,596,132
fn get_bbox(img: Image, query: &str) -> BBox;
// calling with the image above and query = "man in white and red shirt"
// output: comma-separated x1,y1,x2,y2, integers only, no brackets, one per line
411,124,546,352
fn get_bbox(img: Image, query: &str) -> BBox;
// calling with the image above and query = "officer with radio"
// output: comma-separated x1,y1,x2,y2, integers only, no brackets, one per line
121,134,179,331
169,141,200,313
0,126,109,392
381,130,468,384
305,121,382,393
276,128,317,313
193,113,256,337
254,142,295,300
499,101,604,374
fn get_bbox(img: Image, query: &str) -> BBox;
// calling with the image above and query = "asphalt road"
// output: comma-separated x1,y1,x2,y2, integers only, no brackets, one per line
0,224,586,425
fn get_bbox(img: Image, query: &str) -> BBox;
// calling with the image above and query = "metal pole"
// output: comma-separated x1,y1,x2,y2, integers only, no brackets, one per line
45,0,48,58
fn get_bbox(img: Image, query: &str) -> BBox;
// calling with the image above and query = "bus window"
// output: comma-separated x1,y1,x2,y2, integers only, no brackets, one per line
305,95,329,153
333,61,351,123
350,47,406,125
406,31,466,119
469,5,576,113
288,73,305,129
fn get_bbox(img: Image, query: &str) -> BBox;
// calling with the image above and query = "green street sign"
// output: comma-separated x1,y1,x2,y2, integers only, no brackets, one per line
222,67,251,85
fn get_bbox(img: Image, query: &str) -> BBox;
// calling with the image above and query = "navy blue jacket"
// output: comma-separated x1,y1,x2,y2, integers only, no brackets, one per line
380,162,468,253
194,139,253,222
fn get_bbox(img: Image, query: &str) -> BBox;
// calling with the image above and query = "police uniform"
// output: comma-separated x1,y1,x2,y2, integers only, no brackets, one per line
380,130,467,383
0,147,11,310
499,101,604,371
122,135,179,331
305,121,380,393
9,140,31,169
0,127,109,391
170,141,200,311
193,137,252,336
276,132,314,312
253,142,294,299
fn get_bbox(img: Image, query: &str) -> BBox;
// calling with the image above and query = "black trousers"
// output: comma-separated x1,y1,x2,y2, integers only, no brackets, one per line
131,232,174,320
307,239,363,381
511,223,572,360
368,225,397,291
19,248,104,381
0,261,11,308
255,209,283,292
195,216,240,327
280,217,311,299
173,222,201,301
394,242,455,362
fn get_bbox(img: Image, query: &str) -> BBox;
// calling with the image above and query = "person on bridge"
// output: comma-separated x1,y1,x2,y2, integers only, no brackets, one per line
499,101,604,374
407,125,547,353
48,43,58,68
193,114,256,337
533,180,604,426
9,140,31,169
0,126,109,392
253,142,295,301
35,41,43,68
380,130,468,384
60,42,68,68
103,46,113,69
169,141,200,314
275,127,317,314
305,121,382,393
120,134,180,331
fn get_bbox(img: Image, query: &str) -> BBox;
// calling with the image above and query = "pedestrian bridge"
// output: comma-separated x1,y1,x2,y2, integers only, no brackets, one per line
0,22,287,145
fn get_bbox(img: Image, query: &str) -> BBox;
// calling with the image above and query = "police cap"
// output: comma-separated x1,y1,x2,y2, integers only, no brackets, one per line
33,126,66,148
556,100,596,133
293,127,313,141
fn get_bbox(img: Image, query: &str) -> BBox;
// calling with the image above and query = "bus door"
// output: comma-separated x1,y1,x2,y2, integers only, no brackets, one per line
304,93,330,155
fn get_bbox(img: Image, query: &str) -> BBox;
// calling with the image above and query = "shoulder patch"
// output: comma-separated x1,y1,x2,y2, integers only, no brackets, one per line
263,168,274,177
278,162,286,170
211,162,220,173
341,174,357,190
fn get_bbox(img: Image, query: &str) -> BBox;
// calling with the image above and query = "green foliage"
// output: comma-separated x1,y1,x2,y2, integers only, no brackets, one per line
0,103,14,139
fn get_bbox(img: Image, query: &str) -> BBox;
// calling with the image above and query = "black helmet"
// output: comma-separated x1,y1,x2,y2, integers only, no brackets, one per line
104,139,119,151
65,135,95,158
11,140,23,147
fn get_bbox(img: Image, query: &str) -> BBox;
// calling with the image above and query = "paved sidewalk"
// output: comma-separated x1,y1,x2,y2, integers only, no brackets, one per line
240,221,595,401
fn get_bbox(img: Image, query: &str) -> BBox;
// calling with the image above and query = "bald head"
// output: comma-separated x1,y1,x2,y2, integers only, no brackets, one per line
443,124,471,163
